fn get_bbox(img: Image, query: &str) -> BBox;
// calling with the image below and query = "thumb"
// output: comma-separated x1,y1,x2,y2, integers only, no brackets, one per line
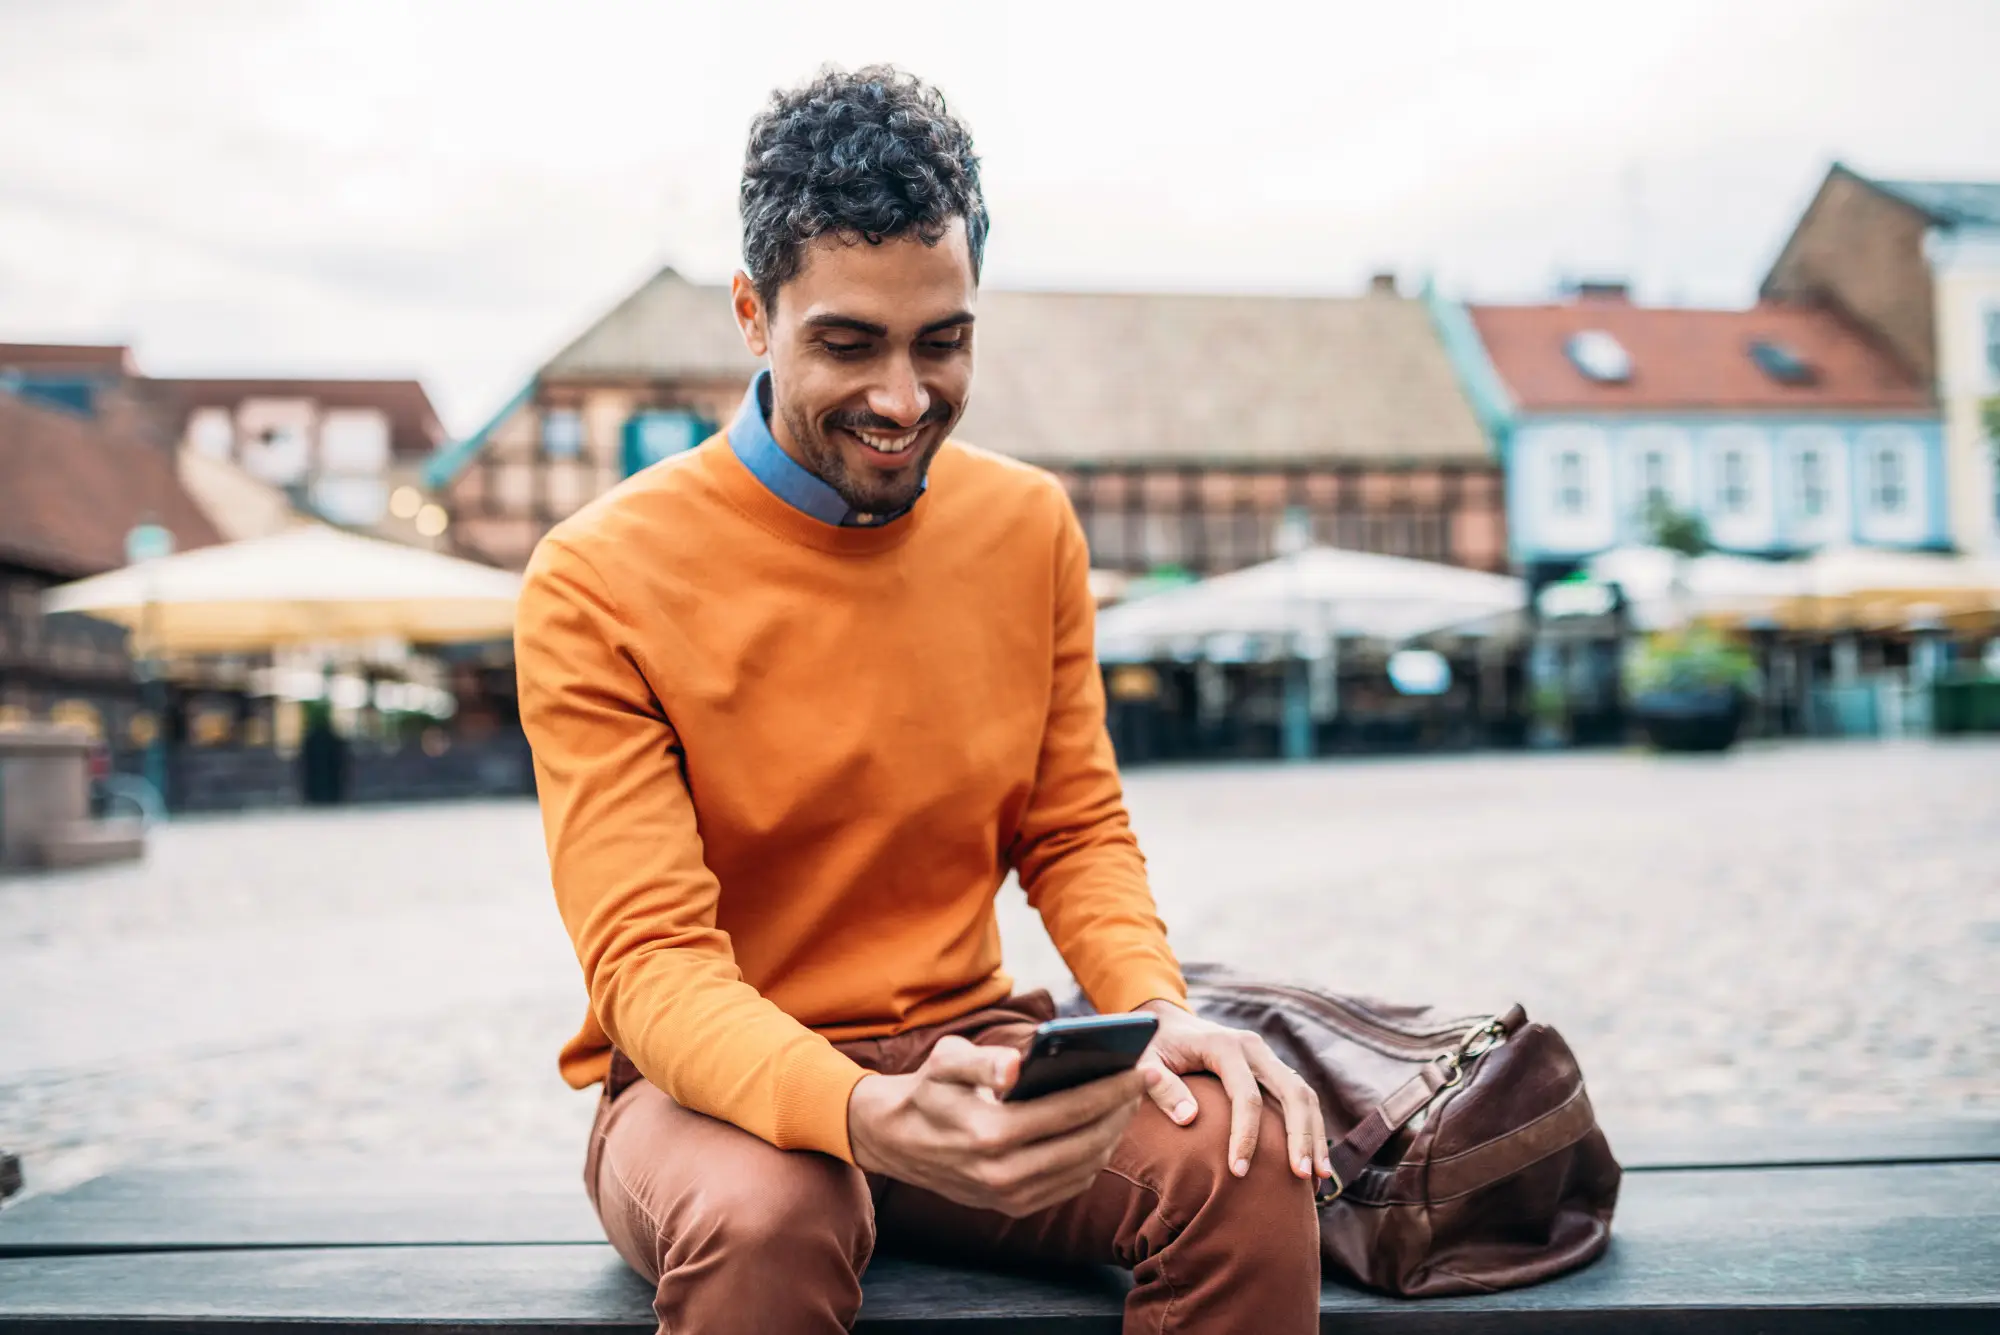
1142,1060,1199,1126
925,1035,1018,1094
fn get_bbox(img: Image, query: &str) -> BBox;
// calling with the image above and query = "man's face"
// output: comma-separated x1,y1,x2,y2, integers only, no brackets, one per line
732,220,976,517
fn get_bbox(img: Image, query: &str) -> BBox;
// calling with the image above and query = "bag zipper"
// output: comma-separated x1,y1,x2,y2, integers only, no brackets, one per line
1188,978,1497,1060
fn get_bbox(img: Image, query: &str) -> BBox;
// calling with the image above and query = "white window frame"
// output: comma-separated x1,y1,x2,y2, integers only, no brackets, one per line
1554,450,1588,515
1717,449,1750,516
1869,446,1907,516
1794,448,1828,519
187,407,234,460
542,407,585,460
1638,450,1669,514
319,409,391,475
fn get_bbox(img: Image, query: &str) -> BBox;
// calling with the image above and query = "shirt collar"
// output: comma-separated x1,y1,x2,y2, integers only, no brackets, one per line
726,370,924,528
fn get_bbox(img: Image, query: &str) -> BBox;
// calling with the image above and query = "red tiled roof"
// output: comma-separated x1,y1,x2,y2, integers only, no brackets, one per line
0,390,223,579
0,343,139,375
148,378,446,459
1468,301,1931,414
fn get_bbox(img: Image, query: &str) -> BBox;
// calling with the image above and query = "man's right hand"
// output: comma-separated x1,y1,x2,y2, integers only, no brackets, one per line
846,1035,1150,1217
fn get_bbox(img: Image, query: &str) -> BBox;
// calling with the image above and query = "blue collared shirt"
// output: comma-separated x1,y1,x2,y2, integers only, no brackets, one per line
727,370,924,527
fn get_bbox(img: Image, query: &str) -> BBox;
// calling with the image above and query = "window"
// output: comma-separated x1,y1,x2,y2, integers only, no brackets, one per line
542,407,585,460
1564,330,1632,384
241,423,310,485
309,477,388,526
1795,450,1827,518
1555,450,1587,514
1639,451,1669,514
1870,447,1906,515
1717,450,1749,515
187,408,234,459
1749,339,1816,386
320,410,390,473
622,410,706,476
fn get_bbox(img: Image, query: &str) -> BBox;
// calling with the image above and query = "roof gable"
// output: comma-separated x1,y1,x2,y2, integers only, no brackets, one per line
955,288,1489,462
1870,177,2000,229
544,267,759,381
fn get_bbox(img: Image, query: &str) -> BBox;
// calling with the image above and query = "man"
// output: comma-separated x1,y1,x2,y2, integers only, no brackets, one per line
515,66,1326,1334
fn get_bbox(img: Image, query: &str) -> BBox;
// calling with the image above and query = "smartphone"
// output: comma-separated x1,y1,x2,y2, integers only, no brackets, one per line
1002,1013,1159,1102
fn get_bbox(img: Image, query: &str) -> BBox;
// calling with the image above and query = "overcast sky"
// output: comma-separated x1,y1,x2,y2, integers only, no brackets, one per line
3,0,1996,433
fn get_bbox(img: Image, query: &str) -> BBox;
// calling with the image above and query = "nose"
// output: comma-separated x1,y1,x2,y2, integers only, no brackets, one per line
866,354,931,428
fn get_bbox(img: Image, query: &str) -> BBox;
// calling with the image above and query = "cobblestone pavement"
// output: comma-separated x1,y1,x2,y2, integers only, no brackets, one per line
3,740,1996,1202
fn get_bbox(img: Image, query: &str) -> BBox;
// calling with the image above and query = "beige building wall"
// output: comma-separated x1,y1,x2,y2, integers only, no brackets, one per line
1930,235,2000,553
440,378,748,570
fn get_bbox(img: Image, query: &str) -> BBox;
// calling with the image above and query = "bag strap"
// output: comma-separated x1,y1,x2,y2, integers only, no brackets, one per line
1321,1006,1524,1201
1322,1060,1452,1200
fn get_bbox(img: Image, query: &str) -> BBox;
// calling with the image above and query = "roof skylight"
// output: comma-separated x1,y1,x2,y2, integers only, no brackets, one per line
1565,330,1632,384
1749,339,1817,386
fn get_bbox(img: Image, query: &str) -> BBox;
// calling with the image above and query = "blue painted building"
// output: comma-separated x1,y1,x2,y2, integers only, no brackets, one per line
1432,287,1945,576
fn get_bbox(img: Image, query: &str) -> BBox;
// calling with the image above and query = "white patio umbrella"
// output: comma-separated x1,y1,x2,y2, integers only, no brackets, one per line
1094,546,1526,662
43,524,522,654
1584,546,1804,631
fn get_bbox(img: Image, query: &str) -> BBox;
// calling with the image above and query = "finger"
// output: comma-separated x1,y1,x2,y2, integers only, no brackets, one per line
1309,1079,1332,1180
987,1094,1143,1213
926,1035,1017,1094
1140,1059,1199,1126
1211,1041,1265,1178
1248,1048,1323,1181
1002,1068,1149,1147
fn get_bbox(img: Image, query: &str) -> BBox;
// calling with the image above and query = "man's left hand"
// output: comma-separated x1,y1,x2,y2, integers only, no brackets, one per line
1135,999,1332,1183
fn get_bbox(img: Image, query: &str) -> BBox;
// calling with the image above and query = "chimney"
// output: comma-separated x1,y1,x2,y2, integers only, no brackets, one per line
1368,271,1399,297
1572,278,1631,303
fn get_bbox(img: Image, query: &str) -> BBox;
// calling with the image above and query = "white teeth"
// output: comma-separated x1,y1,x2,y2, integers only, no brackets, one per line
854,429,918,454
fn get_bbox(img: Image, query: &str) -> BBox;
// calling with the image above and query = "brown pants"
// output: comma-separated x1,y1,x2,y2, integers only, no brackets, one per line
584,991,1320,1334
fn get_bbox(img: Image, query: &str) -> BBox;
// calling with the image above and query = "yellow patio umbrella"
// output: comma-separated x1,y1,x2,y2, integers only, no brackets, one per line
42,525,521,654
1772,547,2000,632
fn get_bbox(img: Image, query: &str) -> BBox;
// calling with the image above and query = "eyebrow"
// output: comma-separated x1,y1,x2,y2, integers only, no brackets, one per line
803,311,976,338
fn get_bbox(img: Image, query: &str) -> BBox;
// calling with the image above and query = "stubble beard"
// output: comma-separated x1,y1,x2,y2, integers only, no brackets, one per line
781,400,951,517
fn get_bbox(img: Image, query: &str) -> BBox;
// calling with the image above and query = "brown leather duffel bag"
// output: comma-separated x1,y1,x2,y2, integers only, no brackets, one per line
1179,963,1621,1296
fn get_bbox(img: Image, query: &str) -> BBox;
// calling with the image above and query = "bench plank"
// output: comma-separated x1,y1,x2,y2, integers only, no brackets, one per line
0,1160,599,1255
1610,1117,2000,1172
0,1163,1995,1331
6,1120,1996,1256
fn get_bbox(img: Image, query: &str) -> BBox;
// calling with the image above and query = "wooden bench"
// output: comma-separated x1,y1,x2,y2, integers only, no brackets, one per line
2,1122,1995,1332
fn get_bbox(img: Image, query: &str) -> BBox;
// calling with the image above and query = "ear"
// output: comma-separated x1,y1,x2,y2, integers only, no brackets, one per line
730,272,770,358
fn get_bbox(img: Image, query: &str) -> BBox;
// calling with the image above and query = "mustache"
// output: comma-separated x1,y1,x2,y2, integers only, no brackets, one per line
825,402,952,434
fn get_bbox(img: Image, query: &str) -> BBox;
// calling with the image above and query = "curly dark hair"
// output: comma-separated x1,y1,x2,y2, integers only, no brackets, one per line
740,65,988,304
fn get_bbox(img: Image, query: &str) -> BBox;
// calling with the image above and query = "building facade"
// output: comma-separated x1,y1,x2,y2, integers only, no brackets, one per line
1763,165,2000,554
425,268,1507,575
1,343,449,547
1439,289,1942,577
152,376,448,544
0,385,222,742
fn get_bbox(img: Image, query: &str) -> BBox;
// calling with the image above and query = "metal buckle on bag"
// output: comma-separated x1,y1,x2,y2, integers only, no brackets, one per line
1438,1016,1508,1089
1316,1158,1344,1205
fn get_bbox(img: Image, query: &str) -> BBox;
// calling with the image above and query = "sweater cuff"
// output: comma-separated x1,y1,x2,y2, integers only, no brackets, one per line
1090,967,1190,1019
770,1040,872,1162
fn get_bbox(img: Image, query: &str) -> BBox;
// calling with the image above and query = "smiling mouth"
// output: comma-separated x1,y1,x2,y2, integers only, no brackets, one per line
840,424,926,461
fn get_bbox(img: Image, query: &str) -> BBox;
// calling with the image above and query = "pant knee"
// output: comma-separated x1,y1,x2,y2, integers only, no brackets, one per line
1158,1077,1320,1257
681,1153,876,1274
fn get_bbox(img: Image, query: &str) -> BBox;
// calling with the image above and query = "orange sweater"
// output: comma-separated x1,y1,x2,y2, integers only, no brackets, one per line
515,436,1185,1162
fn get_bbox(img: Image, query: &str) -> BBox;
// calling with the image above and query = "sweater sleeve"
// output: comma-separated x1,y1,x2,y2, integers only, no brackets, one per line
516,537,869,1160
1010,501,1189,1016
